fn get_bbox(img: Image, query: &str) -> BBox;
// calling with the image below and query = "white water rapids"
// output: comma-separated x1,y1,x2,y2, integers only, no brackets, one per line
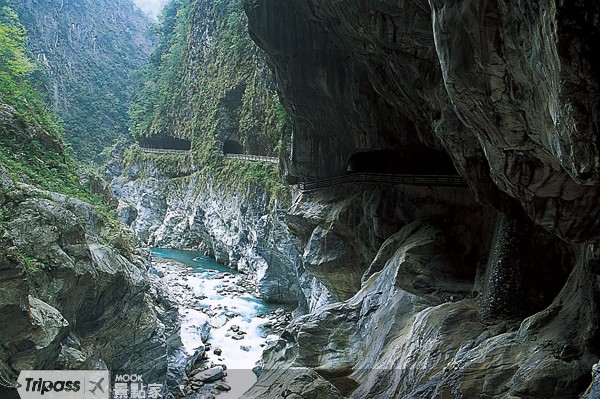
150,249,283,398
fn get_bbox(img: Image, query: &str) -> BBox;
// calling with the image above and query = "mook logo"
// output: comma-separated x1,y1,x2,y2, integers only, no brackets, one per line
113,374,143,383
17,370,109,399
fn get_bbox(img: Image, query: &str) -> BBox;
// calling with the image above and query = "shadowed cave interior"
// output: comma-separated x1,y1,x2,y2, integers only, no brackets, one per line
347,148,459,175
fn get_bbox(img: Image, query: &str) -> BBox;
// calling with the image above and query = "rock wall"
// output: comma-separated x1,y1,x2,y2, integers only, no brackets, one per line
286,183,495,311
111,152,302,304
0,169,183,398
241,0,600,397
245,0,600,243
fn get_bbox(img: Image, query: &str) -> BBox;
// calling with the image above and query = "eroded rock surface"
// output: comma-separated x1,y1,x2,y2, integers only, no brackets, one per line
242,1,600,397
244,218,598,398
0,174,183,396
286,184,494,309
111,156,302,304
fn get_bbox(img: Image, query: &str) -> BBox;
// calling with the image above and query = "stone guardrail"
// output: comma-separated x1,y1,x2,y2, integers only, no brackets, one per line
224,154,279,164
136,150,464,191
297,173,468,192
140,148,191,155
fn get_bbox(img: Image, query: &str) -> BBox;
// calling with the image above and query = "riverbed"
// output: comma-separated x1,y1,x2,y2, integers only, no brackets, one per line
150,248,286,398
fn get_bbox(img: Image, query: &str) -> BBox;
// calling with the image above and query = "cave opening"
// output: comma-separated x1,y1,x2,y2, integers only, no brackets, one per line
138,135,191,151
223,139,243,155
346,148,459,175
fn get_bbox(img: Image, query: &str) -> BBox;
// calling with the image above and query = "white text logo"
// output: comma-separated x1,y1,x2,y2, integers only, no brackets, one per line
17,370,109,399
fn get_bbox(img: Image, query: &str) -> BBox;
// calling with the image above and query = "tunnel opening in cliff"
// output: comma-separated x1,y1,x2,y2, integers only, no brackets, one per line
138,136,191,151
222,139,244,155
347,148,459,175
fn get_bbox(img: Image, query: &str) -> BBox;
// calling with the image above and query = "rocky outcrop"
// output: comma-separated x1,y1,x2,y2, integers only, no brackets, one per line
244,216,598,399
245,0,600,243
111,153,302,304
246,367,344,399
429,0,600,243
286,183,495,310
0,170,183,397
242,1,600,397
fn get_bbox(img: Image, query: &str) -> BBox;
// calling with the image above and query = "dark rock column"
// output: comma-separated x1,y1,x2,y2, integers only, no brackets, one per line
479,214,531,321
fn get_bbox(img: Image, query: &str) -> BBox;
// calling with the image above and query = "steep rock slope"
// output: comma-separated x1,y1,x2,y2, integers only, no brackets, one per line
0,15,182,396
112,150,301,304
115,0,297,303
242,0,600,397
11,0,154,160
0,174,182,398
246,222,596,399
285,184,495,309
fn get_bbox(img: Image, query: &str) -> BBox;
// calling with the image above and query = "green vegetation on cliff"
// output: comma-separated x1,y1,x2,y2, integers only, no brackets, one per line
129,0,289,164
127,0,292,205
0,6,122,238
129,0,190,139
9,0,155,162
0,6,32,77
0,6,66,173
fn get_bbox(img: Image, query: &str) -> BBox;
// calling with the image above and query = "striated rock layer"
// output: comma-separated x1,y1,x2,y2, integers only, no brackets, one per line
286,184,495,309
0,169,184,398
242,0,600,398
111,153,302,304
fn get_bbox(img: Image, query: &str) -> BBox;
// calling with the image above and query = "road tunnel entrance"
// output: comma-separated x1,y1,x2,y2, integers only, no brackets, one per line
223,139,243,155
138,135,191,151
347,148,458,175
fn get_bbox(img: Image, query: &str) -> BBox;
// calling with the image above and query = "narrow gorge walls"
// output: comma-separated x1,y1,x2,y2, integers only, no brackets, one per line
129,0,286,161
118,0,300,306
111,151,301,304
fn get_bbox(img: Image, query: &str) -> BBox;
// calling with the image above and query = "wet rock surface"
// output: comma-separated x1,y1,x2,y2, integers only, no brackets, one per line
151,256,294,398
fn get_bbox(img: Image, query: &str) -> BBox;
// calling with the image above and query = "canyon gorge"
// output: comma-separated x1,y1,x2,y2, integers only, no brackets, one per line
1,0,599,398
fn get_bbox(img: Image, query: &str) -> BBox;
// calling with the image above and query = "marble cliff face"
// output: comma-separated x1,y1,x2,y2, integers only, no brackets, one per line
241,1,600,398
245,0,600,243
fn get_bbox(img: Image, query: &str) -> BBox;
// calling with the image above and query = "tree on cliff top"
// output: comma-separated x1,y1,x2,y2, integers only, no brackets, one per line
0,6,33,78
